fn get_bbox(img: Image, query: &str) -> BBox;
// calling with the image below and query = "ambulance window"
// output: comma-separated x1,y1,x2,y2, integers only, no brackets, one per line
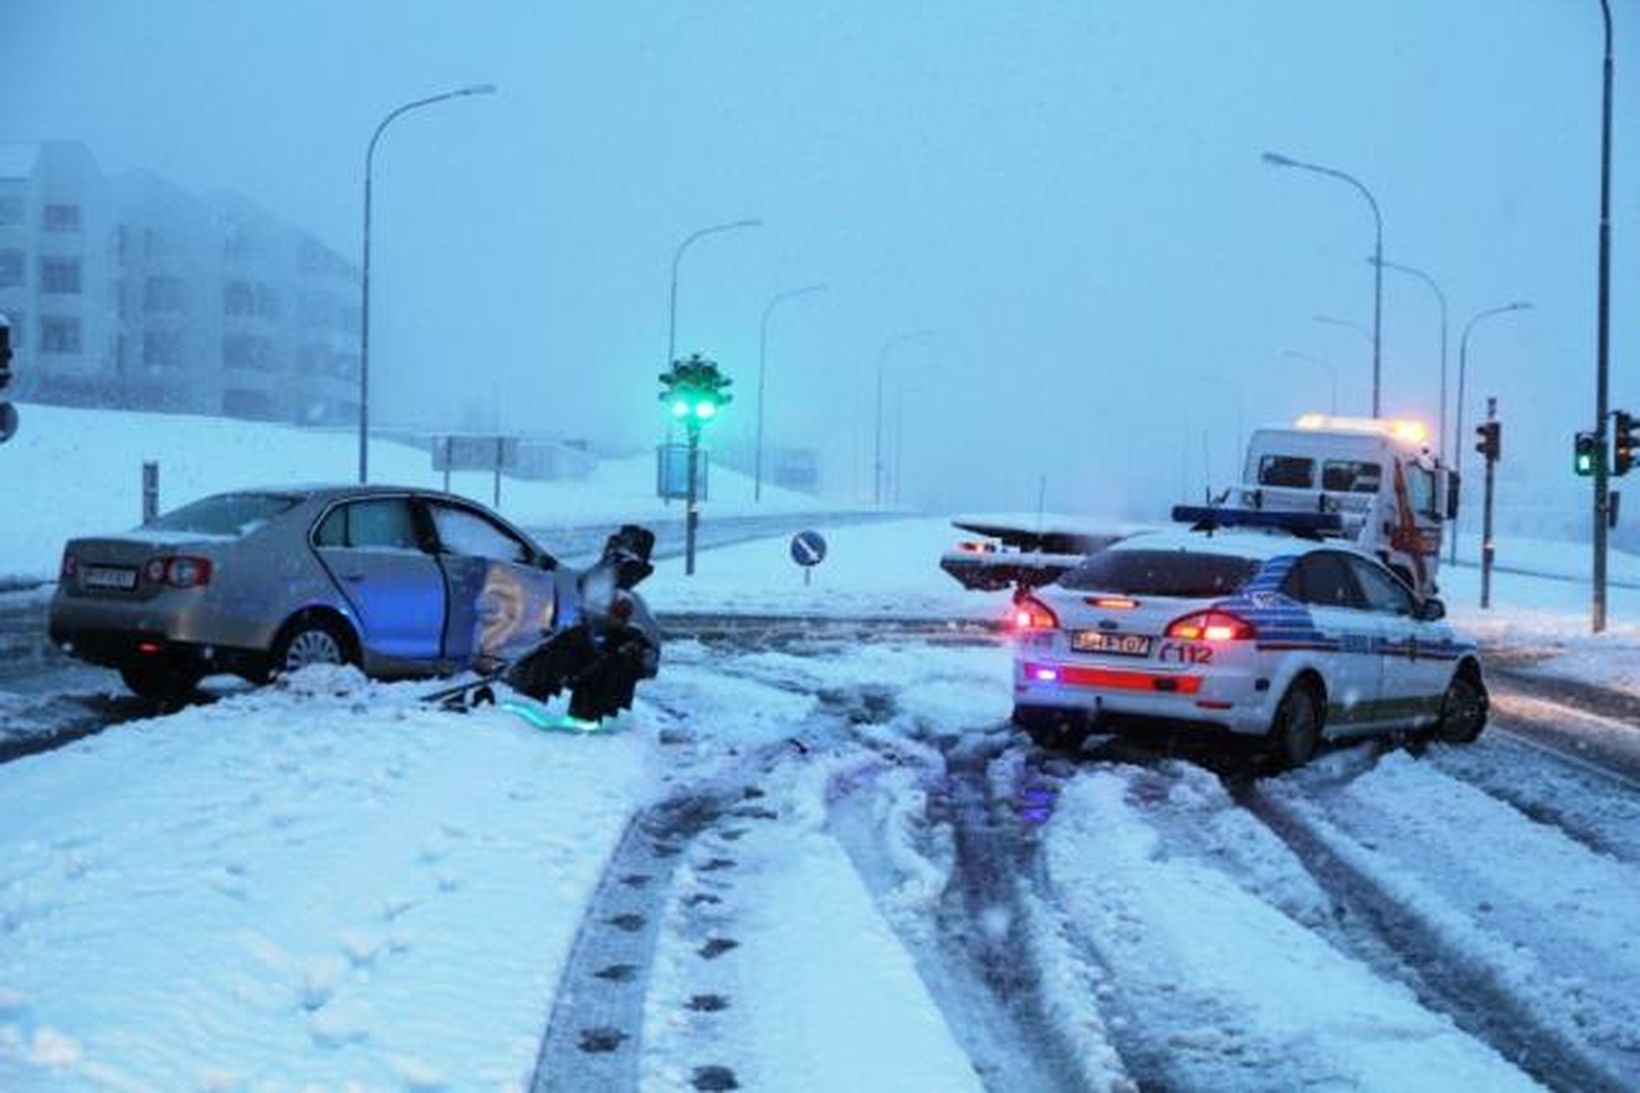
1258,455,1314,488
1407,467,1438,518
1322,460,1382,493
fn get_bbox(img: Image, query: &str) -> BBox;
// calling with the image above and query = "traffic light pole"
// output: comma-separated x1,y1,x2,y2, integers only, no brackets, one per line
685,422,701,576
1481,397,1498,610
1591,0,1614,633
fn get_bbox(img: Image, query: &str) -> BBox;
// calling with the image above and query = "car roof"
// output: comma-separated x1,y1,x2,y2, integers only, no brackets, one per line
233,484,469,504
1107,527,1371,564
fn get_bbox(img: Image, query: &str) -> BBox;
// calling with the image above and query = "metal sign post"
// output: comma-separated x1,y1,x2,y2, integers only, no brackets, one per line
790,529,828,587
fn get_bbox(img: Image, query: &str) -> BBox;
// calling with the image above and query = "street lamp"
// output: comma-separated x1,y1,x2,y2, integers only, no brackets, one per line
1312,315,1372,412
667,218,761,371
1451,301,1532,564
754,283,825,502
875,330,932,507
1281,350,1338,415
1369,256,1448,460
358,82,496,484
1263,151,1385,416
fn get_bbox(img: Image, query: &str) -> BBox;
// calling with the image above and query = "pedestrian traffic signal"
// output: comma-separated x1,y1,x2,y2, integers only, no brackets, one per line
1474,421,1501,463
658,353,733,426
1575,431,1599,477
1615,410,1637,477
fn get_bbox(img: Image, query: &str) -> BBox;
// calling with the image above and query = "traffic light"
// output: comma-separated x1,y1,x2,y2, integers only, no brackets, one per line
1474,421,1501,463
0,315,14,446
1575,431,1599,477
658,352,733,426
1615,410,1637,477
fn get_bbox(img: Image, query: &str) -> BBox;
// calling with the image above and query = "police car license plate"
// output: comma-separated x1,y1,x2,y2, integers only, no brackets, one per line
81,566,138,591
1072,631,1152,657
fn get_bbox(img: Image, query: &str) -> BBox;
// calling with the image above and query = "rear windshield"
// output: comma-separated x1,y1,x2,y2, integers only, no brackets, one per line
1058,549,1261,597
145,492,300,536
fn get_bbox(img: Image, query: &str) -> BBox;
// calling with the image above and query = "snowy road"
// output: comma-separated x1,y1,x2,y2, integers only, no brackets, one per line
2,622,1639,1089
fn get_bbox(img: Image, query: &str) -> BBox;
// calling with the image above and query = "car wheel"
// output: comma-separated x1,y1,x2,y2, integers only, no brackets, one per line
119,661,201,707
1269,681,1322,769
1434,671,1488,744
271,615,354,677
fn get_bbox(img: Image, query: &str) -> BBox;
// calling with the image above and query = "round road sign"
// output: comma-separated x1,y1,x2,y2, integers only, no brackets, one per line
790,530,827,568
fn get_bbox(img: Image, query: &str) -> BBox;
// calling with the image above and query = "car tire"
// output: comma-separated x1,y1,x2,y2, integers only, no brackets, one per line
1434,671,1488,744
119,661,201,707
270,614,356,678
1269,681,1323,769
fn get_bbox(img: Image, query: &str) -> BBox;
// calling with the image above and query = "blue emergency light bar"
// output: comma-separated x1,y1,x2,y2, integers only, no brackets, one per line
1171,505,1344,535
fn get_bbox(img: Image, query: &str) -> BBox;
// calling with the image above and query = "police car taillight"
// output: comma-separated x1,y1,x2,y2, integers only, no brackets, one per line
1012,594,1059,631
1165,610,1255,641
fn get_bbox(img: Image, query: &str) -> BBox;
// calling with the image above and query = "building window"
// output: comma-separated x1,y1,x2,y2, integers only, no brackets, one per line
41,317,81,354
144,276,184,313
43,204,81,233
223,333,275,372
40,258,81,295
224,281,255,316
0,196,23,226
142,331,185,369
0,250,22,287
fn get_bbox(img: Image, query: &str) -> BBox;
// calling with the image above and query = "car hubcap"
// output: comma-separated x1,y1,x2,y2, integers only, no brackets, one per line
284,629,343,671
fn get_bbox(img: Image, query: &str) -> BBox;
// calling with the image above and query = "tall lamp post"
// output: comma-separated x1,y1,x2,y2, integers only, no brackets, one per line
1370,257,1448,459
1451,301,1532,564
1263,151,1385,416
754,283,825,502
1592,0,1614,633
359,83,496,484
1312,315,1373,413
668,219,761,371
1281,350,1338,415
875,330,932,507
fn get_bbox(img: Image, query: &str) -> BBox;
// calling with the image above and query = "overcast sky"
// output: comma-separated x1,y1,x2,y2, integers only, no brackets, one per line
4,1,1636,516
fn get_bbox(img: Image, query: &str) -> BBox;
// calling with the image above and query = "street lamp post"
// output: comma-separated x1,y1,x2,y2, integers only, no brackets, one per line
667,219,761,371
1451,301,1532,564
1281,350,1339,415
1370,257,1448,460
359,83,496,484
875,330,932,507
1264,151,1385,416
754,283,825,502
1312,315,1373,413
1592,0,1614,633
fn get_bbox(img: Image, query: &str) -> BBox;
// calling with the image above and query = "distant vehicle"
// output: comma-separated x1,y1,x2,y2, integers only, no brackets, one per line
1009,514,1487,766
48,486,660,719
939,517,1128,592
1233,415,1456,598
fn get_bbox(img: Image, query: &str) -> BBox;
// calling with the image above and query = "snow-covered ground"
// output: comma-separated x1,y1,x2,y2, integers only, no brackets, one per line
0,403,849,585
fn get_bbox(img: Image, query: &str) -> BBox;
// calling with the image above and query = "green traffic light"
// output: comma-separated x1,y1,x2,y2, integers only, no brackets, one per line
671,399,690,418
1576,453,1594,475
695,401,717,420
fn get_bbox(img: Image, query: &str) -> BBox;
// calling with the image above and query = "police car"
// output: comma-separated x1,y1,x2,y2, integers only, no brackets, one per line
1009,508,1487,766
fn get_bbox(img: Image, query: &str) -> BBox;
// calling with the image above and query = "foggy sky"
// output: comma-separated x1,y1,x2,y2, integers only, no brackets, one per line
4,0,1636,518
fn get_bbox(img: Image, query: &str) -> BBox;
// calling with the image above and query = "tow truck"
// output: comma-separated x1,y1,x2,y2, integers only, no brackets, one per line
940,415,1456,600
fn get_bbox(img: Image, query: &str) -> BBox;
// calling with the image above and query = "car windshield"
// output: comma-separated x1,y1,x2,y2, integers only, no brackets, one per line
1058,548,1261,597
144,492,300,536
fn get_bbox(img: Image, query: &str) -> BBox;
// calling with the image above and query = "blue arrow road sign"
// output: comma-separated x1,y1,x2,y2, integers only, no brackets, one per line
790,530,827,567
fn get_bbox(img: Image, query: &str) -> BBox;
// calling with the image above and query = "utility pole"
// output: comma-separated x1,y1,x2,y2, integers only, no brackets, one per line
1592,0,1614,633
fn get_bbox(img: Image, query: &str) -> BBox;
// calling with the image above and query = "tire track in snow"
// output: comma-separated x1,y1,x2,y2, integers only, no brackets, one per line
1230,777,1633,1093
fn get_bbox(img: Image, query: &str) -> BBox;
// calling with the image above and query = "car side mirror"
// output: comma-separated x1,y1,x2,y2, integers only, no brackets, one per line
1445,472,1461,521
1419,597,1446,622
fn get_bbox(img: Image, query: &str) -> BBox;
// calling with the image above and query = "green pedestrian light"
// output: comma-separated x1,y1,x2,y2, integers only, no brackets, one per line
1575,431,1599,477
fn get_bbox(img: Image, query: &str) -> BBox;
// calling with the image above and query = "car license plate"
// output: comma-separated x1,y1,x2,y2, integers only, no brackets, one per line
81,566,138,591
1072,631,1152,657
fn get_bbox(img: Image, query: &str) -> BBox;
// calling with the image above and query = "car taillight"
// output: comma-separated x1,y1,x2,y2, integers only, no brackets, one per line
1165,610,1256,641
146,556,213,588
1012,594,1060,631
60,551,77,579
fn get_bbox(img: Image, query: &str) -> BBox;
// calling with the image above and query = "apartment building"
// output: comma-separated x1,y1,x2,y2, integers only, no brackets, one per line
0,141,360,423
